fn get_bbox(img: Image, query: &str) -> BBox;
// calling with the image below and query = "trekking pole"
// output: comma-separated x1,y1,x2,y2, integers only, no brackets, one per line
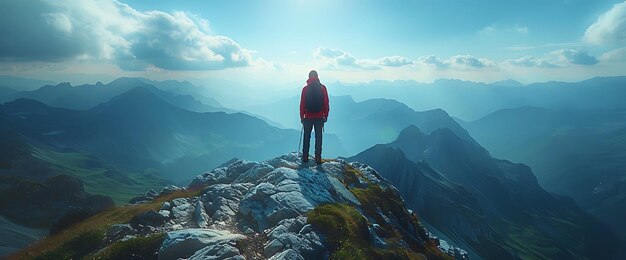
298,124,303,155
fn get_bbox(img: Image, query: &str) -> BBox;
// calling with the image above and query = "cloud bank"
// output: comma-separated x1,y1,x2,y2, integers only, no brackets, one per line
314,47,413,70
0,0,251,70
585,1,626,45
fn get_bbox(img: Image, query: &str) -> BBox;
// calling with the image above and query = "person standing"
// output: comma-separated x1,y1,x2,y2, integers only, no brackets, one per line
300,70,329,164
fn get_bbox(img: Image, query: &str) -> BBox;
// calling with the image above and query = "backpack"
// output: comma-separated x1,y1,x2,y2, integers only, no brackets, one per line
305,81,324,113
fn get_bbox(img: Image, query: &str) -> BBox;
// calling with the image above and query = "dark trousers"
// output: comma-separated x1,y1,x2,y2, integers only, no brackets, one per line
302,118,324,158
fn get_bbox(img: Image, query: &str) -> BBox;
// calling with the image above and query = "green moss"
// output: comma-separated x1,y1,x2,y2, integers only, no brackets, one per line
34,229,105,260
88,233,165,260
342,165,372,189
307,203,370,259
349,184,451,260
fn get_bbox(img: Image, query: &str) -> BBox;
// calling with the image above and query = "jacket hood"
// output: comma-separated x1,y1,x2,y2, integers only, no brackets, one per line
306,77,320,85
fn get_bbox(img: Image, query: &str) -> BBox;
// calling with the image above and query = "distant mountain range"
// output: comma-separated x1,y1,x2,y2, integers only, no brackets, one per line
247,94,476,155
462,106,626,242
0,87,344,186
349,125,623,259
0,77,226,113
0,76,56,91
330,76,626,120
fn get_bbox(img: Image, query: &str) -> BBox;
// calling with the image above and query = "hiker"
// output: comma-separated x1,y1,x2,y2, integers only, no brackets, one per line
300,70,330,164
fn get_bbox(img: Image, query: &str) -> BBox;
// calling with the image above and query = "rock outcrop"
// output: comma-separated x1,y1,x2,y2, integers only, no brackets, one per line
97,153,467,259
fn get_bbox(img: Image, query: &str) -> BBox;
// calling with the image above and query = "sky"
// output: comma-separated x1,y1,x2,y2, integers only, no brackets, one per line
0,0,625,86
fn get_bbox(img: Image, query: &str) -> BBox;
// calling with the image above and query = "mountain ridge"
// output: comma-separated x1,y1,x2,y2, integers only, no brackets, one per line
349,124,623,259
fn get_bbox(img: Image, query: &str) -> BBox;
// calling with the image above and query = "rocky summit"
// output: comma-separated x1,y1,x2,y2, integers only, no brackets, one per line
26,153,468,259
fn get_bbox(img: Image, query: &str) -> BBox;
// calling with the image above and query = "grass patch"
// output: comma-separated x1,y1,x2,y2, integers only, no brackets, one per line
10,189,199,260
307,203,370,259
349,184,451,260
342,164,372,189
33,230,105,260
30,146,169,204
88,233,165,260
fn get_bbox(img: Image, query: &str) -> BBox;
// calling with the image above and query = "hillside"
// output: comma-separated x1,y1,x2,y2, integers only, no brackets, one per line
462,106,626,241
349,125,623,259
0,87,346,183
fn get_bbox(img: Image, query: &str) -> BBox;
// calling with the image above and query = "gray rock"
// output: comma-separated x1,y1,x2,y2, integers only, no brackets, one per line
194,200,210,228
161,201,171,210
159,229,244,260
171,198,193,220
189,242,242,259
239,168,338,231
235,163,276,184
160,185,182,196
129,189,159,204
105,224,135,242
264,238,285,257
201,183,252,222
158,210,171,219
130,210,167,228
190,160,257,189
268,248,304,260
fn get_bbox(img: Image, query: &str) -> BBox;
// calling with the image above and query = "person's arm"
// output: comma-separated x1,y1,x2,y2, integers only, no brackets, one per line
300,87,306,121
322,85,329,120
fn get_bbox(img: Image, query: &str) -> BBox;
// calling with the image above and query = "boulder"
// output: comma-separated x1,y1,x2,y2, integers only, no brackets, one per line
268,249,304,260
130,210,167,228
105,224,136,243
129,189,159,204
159,185,182,196
190,160,257,189
194,201,210,228
159,229,244,260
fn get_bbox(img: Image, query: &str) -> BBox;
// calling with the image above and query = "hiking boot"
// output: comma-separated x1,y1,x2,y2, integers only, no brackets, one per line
302,154,309,163
315,155,322,165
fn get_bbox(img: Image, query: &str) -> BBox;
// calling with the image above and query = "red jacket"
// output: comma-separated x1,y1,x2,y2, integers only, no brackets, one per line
300,77,330,120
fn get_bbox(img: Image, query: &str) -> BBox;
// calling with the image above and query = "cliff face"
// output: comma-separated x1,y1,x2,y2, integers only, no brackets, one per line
22,153,467,259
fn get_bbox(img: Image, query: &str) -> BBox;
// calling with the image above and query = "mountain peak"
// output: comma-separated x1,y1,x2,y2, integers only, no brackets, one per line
490,79,523,87
106,77,152,88
24,153,467,259
92,87,177,114
396,124,426,141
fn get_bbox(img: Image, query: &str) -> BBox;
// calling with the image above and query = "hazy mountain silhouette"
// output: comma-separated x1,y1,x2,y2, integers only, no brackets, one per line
0,87,345,183
347,144,508,259
349,125,623,259
248,95,476,155
462,106,626,241
489,79,523,87
0,76,55,91
330,76,626,120
0,85,18,99
0,77,225,113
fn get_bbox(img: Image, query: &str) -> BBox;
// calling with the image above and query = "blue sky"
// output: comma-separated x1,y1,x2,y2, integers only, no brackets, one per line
0,0,625,85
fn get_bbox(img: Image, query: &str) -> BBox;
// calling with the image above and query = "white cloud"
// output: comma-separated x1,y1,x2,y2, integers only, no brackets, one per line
508,56,557,68
601,47,626,61
377,56,413,67
0,0,252,71
450,55,495,68
509,49,598,67
478,24,529,35
314,48,413,70
515,24,529,34
478,25,496,35
314,47,359,67
584,1,626,44
417,55,449,69
551,49,598,65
